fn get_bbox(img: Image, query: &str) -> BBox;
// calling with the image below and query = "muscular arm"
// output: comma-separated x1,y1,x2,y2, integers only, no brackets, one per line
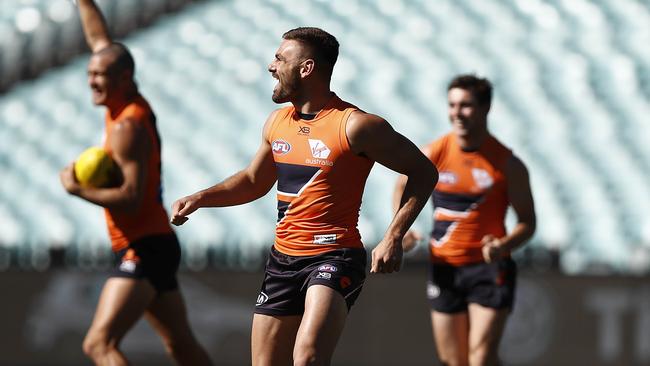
76,0,112,52
61,119,149,211
392,144,434,251
170,112,279,225
482,155,536,261
347,112,438,273
501,155,536,250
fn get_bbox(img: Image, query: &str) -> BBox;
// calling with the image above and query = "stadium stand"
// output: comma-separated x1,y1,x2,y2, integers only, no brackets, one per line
0,0,649,274
0,0,200,91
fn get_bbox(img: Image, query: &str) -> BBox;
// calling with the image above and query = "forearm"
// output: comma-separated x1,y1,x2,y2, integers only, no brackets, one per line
74,186,140,211
384,171,436,242
194,170,272,208
77,0,111,51
392,176,407,215
500,220,536,252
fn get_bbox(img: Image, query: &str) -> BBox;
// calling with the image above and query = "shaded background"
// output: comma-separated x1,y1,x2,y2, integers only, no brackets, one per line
1,0,649,365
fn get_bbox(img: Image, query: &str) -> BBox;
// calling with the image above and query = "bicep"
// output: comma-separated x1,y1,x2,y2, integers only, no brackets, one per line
110,121,148,189
507,156,535,222
348,113,433,175
246,139,277,187
244,111,278,188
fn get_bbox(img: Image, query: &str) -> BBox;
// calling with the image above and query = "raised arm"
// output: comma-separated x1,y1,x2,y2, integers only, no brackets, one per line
347,112,438,273
482,155,536,262
76,0,112,52
60,119,149,210
170,112,279,226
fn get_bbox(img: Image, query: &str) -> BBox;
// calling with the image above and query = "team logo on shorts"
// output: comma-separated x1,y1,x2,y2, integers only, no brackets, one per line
256,291,269,306
272,140,291,155
318,264,338,272
316,272,332,280
119,249,140,274
340,276,351,289
427,283,441,299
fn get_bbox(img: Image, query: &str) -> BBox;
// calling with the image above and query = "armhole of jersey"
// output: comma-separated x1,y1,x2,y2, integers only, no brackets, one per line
265,108,286,143
338,108,356,152
428,137,446,166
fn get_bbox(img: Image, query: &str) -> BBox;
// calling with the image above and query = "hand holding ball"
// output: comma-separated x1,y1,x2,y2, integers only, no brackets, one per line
74,146,118,188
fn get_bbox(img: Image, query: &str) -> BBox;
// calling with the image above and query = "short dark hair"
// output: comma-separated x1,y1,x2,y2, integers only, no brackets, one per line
95,42,135,76
282,27,339,79
447,74,492,106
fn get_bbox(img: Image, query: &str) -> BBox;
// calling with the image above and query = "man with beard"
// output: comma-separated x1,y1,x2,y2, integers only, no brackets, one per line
171,27,438,365
59,1,212,365
394,74,536,366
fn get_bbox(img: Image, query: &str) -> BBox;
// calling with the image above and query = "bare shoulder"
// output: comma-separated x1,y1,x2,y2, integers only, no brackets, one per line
346,111,394,154
262,108,284,139
506,154,530,181
347,110,389,129
347,110,392,139
110,118,148,157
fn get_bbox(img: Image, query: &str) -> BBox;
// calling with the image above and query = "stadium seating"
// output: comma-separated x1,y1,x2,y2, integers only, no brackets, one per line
0,0,199,92
1,0,649,274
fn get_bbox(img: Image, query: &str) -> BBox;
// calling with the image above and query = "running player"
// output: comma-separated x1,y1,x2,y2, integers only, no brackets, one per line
394,74,536,366
59,1,212,365
171,27,438,366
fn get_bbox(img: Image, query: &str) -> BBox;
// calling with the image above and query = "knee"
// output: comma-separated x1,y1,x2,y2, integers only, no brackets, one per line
159,336,184,358
468,348,497,366
437,349,468,366
439,358,469,366
293,345,327,366
82,330,117,360
160,335,200,360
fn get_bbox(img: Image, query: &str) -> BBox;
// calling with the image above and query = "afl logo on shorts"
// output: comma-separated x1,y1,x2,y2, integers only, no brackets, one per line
318,264,338,272
119,260,137,273
256,291,269,306
272,140,291,155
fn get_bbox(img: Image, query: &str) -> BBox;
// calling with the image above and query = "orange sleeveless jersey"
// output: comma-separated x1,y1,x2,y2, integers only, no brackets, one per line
103,95,172,252
267,95,374,256
426,133,512,265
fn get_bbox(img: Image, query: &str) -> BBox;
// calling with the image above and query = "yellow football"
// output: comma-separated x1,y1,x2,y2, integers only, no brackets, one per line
74,146,117,188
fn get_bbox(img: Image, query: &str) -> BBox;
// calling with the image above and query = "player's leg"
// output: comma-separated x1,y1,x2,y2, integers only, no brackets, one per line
144,289,213,366
292,285,348,366
427,262,471,366
431,310,470,366
83,277,156,366
465,258,516,366
466,304,509,366
251,313,302,366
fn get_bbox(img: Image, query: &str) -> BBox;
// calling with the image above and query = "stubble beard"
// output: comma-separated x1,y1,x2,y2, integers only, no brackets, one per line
271,73,301,104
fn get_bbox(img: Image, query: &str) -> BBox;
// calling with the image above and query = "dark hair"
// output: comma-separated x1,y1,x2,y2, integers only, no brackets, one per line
95,42,135,76
282,27,339,79
447,74,492,106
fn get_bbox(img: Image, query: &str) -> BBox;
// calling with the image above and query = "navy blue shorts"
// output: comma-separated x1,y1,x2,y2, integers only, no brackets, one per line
110,233,181,293
254,246,367,316
427,259,517,313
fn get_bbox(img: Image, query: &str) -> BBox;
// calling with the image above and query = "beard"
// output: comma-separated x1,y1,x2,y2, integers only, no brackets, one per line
271,72,301,104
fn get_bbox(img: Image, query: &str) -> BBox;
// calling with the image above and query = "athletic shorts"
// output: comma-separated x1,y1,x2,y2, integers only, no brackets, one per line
254,246,367,316
427,258,517,313
110,233,181,293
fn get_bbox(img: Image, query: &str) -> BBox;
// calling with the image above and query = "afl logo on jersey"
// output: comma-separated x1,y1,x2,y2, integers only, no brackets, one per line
272,140,291,155
439,171,458,185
